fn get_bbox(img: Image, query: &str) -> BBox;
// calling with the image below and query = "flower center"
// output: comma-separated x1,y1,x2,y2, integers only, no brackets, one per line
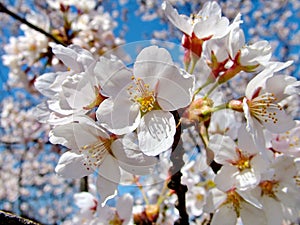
248,92,283,124
109,213,124,225
127,76,157,114
230,148,253,171
259,180,278,198
79,137,112,170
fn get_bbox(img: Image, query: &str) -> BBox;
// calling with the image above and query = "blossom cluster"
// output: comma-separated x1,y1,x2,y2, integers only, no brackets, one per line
1,0,300,224
2,0,123,90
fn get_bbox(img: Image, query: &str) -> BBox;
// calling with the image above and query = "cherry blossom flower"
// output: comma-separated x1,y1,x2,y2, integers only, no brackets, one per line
250,156,300,225
34,44,108,124
162,1,242,72
209,125,268,190
49,116,157,205
205,187,266,225
242,61,297,150
96,46,194,156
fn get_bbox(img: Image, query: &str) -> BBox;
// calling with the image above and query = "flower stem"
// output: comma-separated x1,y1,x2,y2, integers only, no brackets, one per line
203,82,219,99
134,176,150,205
0,2,66,46
168,111,189,225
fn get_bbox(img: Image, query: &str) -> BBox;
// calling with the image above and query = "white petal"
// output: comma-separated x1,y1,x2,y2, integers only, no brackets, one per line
33,102,51,123
55,152,92,178
137,110,176,156
34,72,59,98
245,61,293,99
211,205,237,225
194,16,229,39
94,56,132,97
204,188,227,213
61,73,97,109
96,98,140,135
261,197,283,225
161,1,193,35
74,192,96,212
262,108,296,133
116,194,134,221
214,165,237,191
156,70,194,111
240,202,267,225
133,46,173,86
111,138,158,175
96,154,120,206
49,119,108,151
52,44,94,72
265,75,297,101
237,125,258,154
199,1,221,18
208,134,237,164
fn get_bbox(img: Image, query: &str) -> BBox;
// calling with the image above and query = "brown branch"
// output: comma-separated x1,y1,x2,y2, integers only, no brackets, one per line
168,111,189,225
0,211,41,225
0,2,66,46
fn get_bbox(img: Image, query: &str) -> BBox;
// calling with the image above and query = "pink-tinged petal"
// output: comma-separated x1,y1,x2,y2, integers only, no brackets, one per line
137,110,176,156
156,70,194,111
94,57,132,97
240,202,267,225
208,134,237,164
161,1,193,35
111,137,158,175
55,152,92,178
116,194,134,222
261,197,283,225
211,205,237,225
214,165,237,192
96,98,140,135
96,154,120,206
261,108,295,133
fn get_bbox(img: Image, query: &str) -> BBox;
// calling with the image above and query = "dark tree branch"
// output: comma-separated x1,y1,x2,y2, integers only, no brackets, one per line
0,2,66,46
80,176,89,192
168,111,189,225
0,211,42,225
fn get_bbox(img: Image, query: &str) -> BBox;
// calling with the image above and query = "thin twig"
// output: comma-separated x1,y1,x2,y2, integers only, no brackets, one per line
0,2,66,46
0,210,42,225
